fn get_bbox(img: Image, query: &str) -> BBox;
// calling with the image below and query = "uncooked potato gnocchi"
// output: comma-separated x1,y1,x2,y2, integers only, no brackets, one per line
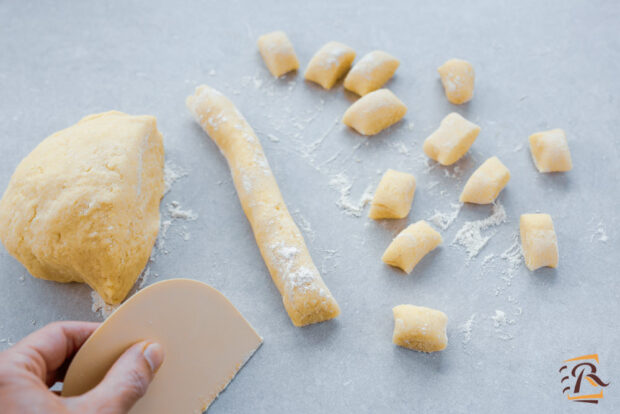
520,214,559,271
460,156,510,204
392,304,448,352
369,169,416,219
382,220,442,274
342,89,407,136
304,41,356,89
438,58,475,104
343,50,400,96
423,112,480,166
528,129,572,172
257,31,299,77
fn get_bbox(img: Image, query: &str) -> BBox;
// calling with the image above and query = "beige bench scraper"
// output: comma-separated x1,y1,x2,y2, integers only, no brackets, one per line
62,278,262,413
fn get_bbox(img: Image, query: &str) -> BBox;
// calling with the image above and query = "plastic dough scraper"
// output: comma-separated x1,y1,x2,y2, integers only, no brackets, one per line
62,279,262,413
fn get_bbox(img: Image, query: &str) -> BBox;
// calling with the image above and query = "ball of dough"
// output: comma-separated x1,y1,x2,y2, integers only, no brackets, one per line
437,58,475,104
369,169,416,219
0,111,165,304
392,304,448,352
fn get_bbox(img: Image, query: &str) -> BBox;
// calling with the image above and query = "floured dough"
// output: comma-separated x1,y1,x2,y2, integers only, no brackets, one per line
437,59,475,104
344,50,400,96
423,112,480,166
187,85,340,326
520,213,559,270
257,31,299,77
529,128,572,172
0,111,164,304
304,41,356,89
62,279,263,413
460,156,510,204
392,304,448,352
369,169,416,219
342,89,407,136
382,220,442,274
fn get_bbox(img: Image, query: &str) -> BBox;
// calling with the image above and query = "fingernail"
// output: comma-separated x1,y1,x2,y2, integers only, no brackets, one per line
143,342,164,373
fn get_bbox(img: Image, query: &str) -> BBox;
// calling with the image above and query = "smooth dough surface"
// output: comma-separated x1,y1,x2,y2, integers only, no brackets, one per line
342,89,407,136
0,111,164,304
528,128,572,172
343,50,400,96
460,156,510,204
257,31,299,77
304,41,356,89
62,279,263,414
187,85,340,326
520,214,559,270
423,112,480,165
438,58,475,104
382,220,442,274
392,304,448,352
369,169,416,219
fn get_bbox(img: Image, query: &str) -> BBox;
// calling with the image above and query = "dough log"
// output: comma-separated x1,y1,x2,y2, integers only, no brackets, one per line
186,85,340,327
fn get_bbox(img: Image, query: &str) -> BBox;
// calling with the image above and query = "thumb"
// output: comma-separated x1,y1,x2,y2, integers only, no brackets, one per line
82,341,164,413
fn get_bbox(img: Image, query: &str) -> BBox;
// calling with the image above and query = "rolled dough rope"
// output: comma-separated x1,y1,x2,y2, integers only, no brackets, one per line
186,85,340,327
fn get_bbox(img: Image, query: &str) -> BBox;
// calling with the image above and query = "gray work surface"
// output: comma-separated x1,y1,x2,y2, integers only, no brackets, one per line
1,1,618,412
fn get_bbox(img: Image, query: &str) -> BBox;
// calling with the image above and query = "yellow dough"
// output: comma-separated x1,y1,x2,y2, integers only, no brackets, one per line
423,112,480,165
460,156,510,204
392,304,448,352
304,41,356,89
257,31,299,77
520,214,559,270
382,220,442,274
343,50,400,96
62,279,263,414
528,128,573,172
0,111,164,304
342,89,407,136
186,85,340,327
369,169,416,219
437,58,475,104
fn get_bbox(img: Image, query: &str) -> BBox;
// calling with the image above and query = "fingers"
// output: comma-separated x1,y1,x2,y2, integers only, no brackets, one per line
81,341,164,413
7,321,100,384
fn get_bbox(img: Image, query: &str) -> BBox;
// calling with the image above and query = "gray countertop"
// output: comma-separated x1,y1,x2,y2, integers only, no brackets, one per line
1,0,619,412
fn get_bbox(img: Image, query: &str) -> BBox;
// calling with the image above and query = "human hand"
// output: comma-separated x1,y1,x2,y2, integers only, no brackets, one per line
0,321,164,414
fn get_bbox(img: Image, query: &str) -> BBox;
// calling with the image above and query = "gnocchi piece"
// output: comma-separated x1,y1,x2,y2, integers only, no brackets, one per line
460,156,510,204
392,305,448,352
382,220,442,274
369,169,416,219
342,89,407,136
423,112,480,165
343,50,400,96
528,129,573,172
304,41,356,89
257,31,300,77
438,59,475,104
520,214,559,271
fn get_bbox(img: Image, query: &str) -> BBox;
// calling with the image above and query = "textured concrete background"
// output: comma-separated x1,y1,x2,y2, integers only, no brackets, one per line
0,0,618,412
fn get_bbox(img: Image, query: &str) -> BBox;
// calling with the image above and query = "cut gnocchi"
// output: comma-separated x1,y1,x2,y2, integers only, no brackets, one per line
257,31,300,77
369,169,416,219
529,129,572,172
520,214,559,271
438,59,475,104
460,156,510,204
342,89,407,136
304,41,356,89
392,305,448,352
423,112,480,165
343,50,400,96
382,220,442,274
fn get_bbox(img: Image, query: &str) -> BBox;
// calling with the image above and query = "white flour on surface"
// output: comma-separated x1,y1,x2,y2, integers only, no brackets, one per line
293,209,315,242
428,203,462,230
592,221,608,242
91,291,119,319
460,313,476,344
452,202,507,259
167,201,198,220
329,173,374,217
163,161,187,194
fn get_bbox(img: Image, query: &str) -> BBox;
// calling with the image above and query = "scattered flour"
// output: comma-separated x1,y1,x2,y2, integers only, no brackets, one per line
460,313,476,344
167,201,198,220
452,202,507,259
91,291,119,319
428,203,462,230
328,173,374,217
592,221,608,242
491,309,507,328
293,209,315,242
163,161,188,194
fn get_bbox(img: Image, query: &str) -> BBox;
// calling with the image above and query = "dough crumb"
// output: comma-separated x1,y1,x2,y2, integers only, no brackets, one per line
452,202,507,259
